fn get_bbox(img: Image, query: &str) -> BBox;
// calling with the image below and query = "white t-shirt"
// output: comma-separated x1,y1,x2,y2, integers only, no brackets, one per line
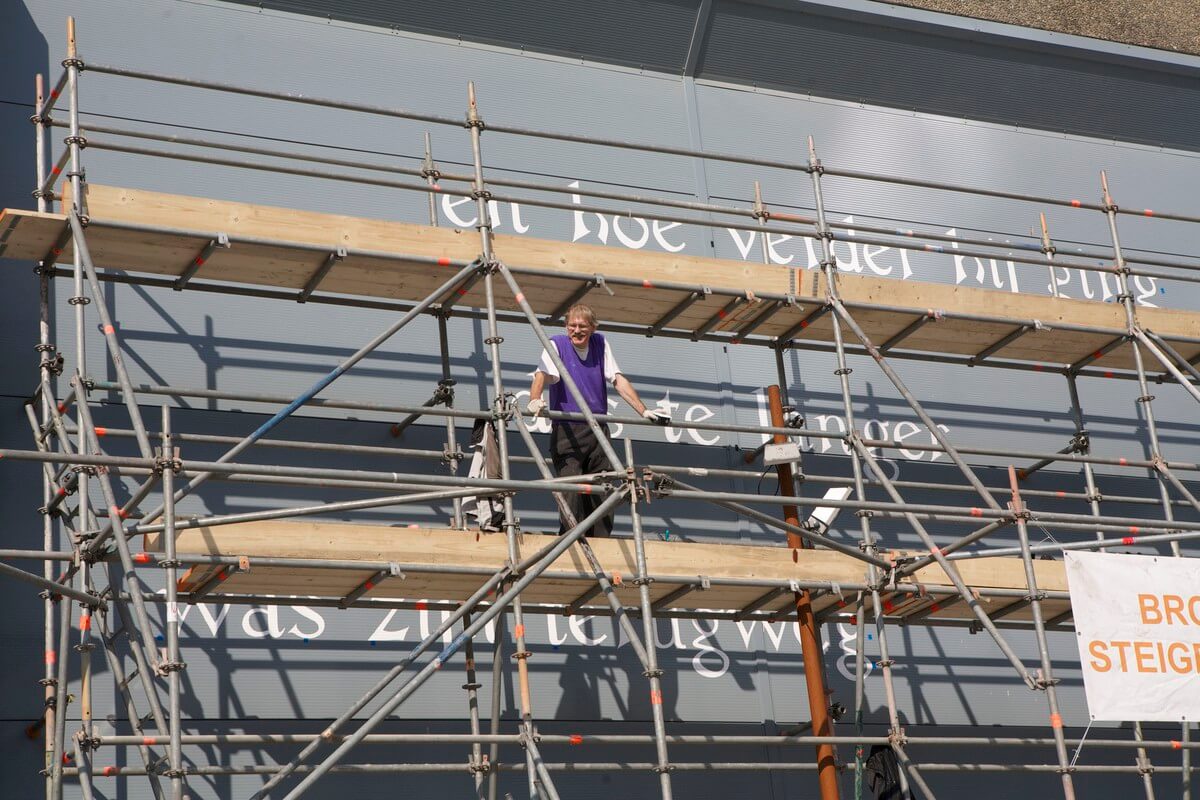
538,339,621,385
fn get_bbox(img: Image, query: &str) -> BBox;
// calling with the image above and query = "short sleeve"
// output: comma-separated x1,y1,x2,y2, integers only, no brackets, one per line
538,348,561,383
604,342,621,384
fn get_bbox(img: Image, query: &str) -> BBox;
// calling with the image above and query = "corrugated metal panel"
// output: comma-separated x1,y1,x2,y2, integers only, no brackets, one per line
698,0,1200,152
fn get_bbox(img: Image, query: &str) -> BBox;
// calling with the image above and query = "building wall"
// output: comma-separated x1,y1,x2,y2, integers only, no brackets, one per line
2,1,1199,797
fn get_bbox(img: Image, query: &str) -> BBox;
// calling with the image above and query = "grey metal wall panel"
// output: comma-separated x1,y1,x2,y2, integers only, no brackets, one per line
217,0,703,74
194,0,1200,154
698,0,1200,151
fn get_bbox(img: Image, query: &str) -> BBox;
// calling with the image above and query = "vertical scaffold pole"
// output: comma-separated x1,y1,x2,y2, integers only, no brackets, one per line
160,405,186,800
35,73,48,214
486,614,504,800
806,134,932,799
806,138,1031,690
59,22,88,800
49,591,72,800
424,133,465,529
1040,213,1061,299
424,131,440,226
77,546,95,781
62,20,154,462
33,69,58,800
1099,172,1166,798
461,611,486,797
1063,373,1105,542
466,81,547,800
767,385,839,800
1007,466,1075,799
753,181,796,427
624,438,675,799
438,313,464,529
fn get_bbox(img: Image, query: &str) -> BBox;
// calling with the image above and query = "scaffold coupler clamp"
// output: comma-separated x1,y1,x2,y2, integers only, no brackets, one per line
74,729,101,754
502,557,522,582
469,754,492,775
1033,668,1059,691
442,444,464,466
154,445,182,475
433,378,456,404
156,657,187,677
465,104,485,132
36,343,64,376
494,392,515,422
887,726,907,747
643,469,674,499
1009,502,1031,524
1070,429,1090,453
752,195,770,223
632,569,654,588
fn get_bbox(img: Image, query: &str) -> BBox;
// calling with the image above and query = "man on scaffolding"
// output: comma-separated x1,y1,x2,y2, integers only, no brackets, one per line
527,304,670,537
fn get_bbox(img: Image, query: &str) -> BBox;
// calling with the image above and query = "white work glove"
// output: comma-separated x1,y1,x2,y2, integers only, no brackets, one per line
642,409,671,426
527,398,547,417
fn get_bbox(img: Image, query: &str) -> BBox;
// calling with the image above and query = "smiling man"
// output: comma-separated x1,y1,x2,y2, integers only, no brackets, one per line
527,304,670,537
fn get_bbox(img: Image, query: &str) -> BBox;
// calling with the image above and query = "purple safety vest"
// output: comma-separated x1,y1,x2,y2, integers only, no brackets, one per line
548,333,608,417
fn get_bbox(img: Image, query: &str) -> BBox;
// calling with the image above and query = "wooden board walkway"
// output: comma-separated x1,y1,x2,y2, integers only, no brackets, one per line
3,184,1198,369
144,520,1071,624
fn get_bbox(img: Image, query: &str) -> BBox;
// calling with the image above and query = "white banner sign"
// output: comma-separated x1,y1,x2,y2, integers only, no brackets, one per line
1065,551,1200,721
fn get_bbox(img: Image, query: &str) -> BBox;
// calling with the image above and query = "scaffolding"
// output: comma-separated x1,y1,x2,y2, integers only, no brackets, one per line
8,16,1200,800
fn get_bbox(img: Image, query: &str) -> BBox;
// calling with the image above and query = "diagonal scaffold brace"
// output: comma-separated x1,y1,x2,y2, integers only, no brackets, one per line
130,257,482,529
277,488,629,800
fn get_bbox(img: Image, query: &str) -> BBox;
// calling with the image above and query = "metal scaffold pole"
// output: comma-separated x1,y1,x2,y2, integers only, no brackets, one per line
159,405,187,800
803,135,1036,691
32,68,59,800
1007,466,1076,799
804,137,924,799
465,80,549,800
624,438,675,799
54,21,86,800
1097,172,1171,799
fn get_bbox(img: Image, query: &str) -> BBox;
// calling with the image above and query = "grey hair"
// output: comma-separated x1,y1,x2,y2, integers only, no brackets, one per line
565,303,598,327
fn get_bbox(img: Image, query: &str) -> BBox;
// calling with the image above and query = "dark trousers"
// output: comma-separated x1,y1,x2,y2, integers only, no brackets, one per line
549,422,614,538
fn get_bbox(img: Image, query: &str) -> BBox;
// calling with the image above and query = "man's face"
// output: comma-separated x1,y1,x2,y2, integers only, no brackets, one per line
565,315,596,348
